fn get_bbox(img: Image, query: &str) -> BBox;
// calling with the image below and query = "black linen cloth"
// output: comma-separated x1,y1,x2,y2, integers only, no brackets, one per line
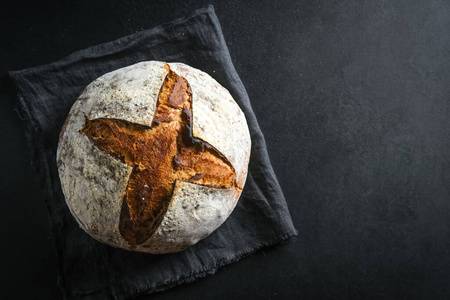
9,5,297,299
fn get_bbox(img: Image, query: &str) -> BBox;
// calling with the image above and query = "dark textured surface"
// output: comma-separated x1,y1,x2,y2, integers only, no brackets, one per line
2,0,450,299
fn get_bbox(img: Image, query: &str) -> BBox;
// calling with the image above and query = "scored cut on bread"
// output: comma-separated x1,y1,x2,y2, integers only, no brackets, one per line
57,61,251,254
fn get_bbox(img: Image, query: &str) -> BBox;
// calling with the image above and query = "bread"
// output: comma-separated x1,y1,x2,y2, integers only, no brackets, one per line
56,61,251,254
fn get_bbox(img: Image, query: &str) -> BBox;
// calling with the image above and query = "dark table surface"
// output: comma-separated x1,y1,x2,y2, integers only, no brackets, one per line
2,0,450,299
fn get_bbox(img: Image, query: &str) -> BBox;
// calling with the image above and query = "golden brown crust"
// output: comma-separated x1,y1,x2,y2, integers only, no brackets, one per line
81,69,238,247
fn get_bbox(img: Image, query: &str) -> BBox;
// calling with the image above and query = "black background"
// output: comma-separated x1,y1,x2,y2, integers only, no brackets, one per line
2,0,450,299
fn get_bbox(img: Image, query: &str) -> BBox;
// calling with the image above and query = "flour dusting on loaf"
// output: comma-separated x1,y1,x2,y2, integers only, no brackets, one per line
57,61,251,254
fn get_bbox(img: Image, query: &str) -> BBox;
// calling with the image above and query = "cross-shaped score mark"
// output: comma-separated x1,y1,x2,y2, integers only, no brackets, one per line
81,70,238,248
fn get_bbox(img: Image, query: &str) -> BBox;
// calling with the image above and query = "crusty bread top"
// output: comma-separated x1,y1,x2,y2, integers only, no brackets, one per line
81,69,238,248
57,61,251,253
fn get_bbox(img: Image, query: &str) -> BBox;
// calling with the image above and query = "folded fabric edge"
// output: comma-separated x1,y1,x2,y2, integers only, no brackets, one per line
69,230,298,299
145,230,298,297
207,5,297,235
8,4,216,76
7,74,69,298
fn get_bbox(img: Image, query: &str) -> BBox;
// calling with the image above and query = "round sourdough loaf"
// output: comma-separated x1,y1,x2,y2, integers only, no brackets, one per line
56,61,251,254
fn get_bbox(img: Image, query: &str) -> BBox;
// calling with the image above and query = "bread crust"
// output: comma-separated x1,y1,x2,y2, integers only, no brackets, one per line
57,61,251,253
168,63,251,189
